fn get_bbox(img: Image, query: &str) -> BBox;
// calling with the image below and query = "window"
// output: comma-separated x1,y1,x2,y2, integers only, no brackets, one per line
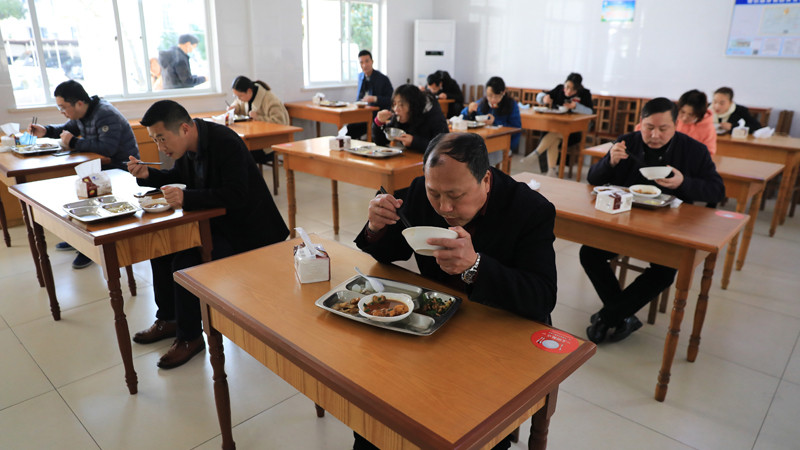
1,0,214,108
301,0,381,88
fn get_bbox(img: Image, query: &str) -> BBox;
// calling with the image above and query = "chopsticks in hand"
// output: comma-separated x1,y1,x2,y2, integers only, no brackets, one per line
136,161,163,165
379,186,411,228
612,138,644,164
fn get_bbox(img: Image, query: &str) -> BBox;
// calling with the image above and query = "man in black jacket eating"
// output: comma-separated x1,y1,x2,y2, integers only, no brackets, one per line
127,100,288,369
581,97,725,344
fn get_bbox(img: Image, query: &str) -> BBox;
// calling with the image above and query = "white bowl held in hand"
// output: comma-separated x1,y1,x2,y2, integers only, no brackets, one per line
401,226,458,256
358,293,414,322
629,184,661,198
639,166,671,180
161,183,186,190
475,114,490,122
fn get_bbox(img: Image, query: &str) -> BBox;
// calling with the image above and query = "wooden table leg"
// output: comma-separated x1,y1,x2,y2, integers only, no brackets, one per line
575,132,587,182
529,388,558,450
125,266,137,296
315,121,321,138
331,180,339,235
208,325,235,449
199,219,214,263
737,190,763,271
102,244,137,395
688,253,717,363
287,167,297,238
557,138,568,179
769,165,794,236
314,403,325,418
0,195,10,247
502,148,511,174
655,259,695,402
366,120,372,142
31,220,60,320
777,164,799,226
721,195,747,289
20,199,45,287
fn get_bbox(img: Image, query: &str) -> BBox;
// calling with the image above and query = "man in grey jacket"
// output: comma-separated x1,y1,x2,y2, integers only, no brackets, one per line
30,80,139,269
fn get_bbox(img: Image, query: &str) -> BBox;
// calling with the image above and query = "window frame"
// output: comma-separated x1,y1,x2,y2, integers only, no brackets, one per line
1,0,218,108
301,0,382,90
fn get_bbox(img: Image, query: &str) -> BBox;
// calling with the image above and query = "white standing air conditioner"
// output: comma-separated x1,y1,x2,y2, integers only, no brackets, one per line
413,20,455,87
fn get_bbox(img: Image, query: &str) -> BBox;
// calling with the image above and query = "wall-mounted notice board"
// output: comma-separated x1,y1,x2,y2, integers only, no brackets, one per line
727,0,800,58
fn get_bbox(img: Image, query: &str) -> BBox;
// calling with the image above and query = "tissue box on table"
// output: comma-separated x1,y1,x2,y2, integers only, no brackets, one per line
74,159,112,198
329,136,351,150
732,126,749,139
294,243,330,283
595,190,632,214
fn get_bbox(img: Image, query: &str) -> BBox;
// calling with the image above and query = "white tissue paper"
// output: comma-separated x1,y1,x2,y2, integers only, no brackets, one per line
595,190,632,214
312,92,326,105
74,159,112,198
1,123,20,151
527,179,541,191
753,127,774,139
293,227,330,283
1,122,20,136
450,116,468,131
329,128,352,150
731,119,749,139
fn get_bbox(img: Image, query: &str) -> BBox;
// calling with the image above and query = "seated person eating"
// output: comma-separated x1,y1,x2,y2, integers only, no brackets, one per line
372,84,449,152
460,76,521,165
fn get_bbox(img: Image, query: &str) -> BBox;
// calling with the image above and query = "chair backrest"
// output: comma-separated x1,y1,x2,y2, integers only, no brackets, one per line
749,107,772,128
776,110,794,136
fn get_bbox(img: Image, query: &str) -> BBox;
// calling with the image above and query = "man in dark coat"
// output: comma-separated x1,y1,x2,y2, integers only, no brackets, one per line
159,34,207,89
582,97,725,344
127,100,288,369
346,49,393,139
352,132,557,450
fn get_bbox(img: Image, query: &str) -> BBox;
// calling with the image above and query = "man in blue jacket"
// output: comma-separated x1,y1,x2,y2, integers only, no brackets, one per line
29,80,139,269
582,97,725,344
127,100,288,369
346,49,393,139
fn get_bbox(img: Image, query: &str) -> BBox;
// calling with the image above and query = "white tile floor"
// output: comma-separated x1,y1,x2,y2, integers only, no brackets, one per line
1,151,799,449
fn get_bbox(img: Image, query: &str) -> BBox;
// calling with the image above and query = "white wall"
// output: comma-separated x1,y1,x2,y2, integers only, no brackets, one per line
0,0,433,139
433,0,800,136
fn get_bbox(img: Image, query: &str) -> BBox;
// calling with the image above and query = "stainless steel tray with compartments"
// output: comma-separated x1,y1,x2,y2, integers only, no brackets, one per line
345,146,403,158
62,195,140,222
314,275,462,336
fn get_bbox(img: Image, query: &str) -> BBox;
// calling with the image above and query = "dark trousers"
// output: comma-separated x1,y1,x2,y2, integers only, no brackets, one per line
579,245,677,326
353,432,512,450
150,234,235,340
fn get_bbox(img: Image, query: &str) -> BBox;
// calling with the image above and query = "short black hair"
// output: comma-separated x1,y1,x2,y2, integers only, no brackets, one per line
714,86,734,101
232,75,270,92
678,89,708,120
140,100,193,133
392,84,427,125
358,50,372,60
53,80,91,104
426,70,452,86
485,76,506,94
178,34,199,45
565,72,583,90
642,97,678,122
423,132,489,183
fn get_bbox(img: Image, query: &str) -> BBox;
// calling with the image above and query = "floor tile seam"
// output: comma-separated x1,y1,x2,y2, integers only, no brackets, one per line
50,387,102,449
188,392,305,450
3,294,121,328
50,346,166,392
556,387,703,450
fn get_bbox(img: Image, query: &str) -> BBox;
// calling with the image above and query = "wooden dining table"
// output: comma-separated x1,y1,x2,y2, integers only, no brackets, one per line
513,173,748,402
0,150,108,282
579,142,784,288
717,133,800,236
9,169,224,394
272,130,517,238
519,109,596,180
174,237,596,450
285,100,378,141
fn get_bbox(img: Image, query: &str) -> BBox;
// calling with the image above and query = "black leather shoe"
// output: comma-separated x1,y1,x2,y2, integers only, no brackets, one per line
608,316,643,342
133,319,177,344
586,314,610,344
157,336,205,369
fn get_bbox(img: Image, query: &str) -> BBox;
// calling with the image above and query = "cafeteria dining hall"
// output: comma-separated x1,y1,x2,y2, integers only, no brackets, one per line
1,1,800,449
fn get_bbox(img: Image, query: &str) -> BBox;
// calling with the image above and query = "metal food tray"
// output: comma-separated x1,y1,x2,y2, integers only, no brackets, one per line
233,115,251,122
62,195,141,222
314,275,462,336
592,185,673,209
318,100,348,107
345,146,403,158
11,143,61,156
533,106,567,114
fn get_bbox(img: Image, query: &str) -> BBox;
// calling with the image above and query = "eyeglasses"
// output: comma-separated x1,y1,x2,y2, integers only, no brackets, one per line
55,104,66,112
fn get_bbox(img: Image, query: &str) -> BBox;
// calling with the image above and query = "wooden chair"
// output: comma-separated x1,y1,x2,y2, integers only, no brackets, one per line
610,256,670,325
256,150,280,195
521,88,543,105
591,95,616,144
506,87,523,103
790,174,800,218
749,107,772,128
776,110,794,136
612,97,642,136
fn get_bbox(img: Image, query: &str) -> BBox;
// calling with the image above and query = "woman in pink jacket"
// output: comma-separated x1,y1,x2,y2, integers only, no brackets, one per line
676,89,716,155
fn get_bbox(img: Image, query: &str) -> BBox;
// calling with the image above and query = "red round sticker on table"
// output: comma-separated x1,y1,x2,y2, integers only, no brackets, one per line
531,329,580,354
715,210,745,220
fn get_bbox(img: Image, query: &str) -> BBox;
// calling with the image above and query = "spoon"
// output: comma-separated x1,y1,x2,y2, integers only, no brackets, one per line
354,266,384,293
